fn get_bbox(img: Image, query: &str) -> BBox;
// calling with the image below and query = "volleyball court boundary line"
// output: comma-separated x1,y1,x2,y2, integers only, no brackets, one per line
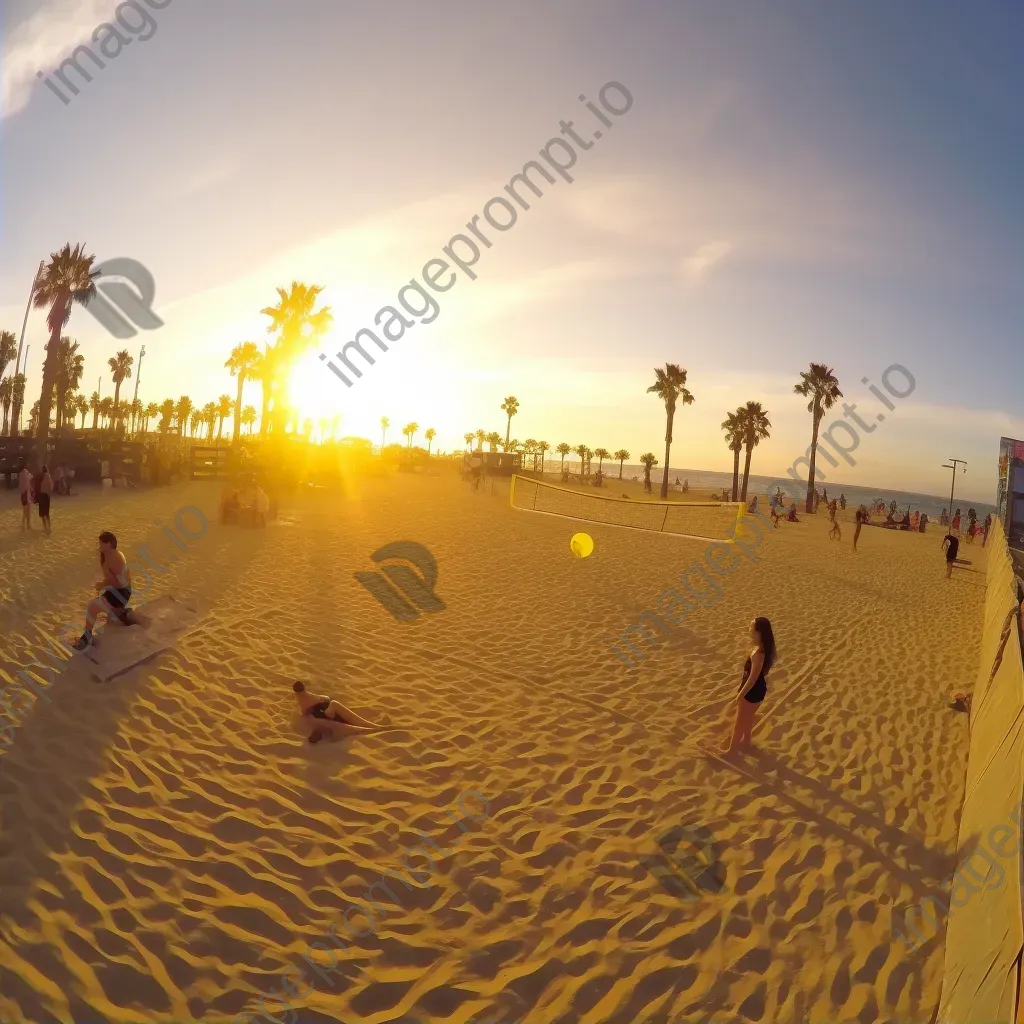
508,474,745,545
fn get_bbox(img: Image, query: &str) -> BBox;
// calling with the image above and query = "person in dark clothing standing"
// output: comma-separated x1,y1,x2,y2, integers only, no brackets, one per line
942,533,961,579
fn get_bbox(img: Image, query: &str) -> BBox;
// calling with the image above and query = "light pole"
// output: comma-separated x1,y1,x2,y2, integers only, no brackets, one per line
131,343,146,434
14,262,44,435
942,460,967,527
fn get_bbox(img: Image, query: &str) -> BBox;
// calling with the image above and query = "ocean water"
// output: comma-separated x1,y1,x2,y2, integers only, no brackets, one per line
542,461,996,522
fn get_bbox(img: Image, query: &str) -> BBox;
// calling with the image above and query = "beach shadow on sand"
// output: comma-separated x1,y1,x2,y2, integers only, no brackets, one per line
699,747,954,902
0,519,272,1021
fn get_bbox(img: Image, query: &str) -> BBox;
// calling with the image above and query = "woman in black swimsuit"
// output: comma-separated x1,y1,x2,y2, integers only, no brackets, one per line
722,616,776,754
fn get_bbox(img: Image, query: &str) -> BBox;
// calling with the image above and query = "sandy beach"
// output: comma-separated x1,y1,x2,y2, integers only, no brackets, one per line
0,474,983,1024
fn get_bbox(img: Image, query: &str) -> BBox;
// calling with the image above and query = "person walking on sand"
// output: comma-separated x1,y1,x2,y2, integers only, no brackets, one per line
718,617,776,755
468,450,483,491
853,506,867,551
293,681,388,744
37,465,53,535
951,509,961,536
942,532,961,579
18,463,33,530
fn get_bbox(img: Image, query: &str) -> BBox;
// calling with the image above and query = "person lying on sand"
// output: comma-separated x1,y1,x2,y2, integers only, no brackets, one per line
72,531,133,650
293,681,388,743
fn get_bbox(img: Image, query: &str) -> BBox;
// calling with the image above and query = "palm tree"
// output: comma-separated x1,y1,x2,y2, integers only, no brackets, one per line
225,341,261,443
647,364,695,499
129,397,143,435
721,411,744,502
594,447,610,476
89,391,101,430
99,396,114,429
28,401,40,436
200,401,217,440
381,416,390,447
614,449,630,479
425,428,436,455
556,442,571,475
640,453,659,494
189,409,202,437
216,394,233,439
537,440,550,477
794,363,843,513
738,401,771,501
0,332,16,417
0,330,16,379
143,402,159,433
0,377,13,435
61,390,80,431
158,398,175,432
573,443,588,477
501,396,519,447
54,337,84,432
175,396,194,435
241,405,257,434
74,393,89,429
403,422,419,447
474,428,486,451
463,431,474,451
252,349,274,438
503,438,520,454
107,349,133,437
31,244,99,443
260,282,333,435
485,431,501,452
10,375,26,436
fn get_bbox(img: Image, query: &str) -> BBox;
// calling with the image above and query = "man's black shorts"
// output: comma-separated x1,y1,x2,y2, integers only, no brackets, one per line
102,587,132,610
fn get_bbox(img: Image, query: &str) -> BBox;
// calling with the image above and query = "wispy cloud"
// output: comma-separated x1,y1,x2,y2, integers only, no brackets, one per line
682,241,731,285
2,0,113,118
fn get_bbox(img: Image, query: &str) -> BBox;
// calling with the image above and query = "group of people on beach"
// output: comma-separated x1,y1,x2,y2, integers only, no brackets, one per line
16,461,74,536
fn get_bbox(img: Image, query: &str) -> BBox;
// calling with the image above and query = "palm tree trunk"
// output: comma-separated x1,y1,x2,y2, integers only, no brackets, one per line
35,319,64,444
660,409,675,499
505,416,512,447
740,446,753,501
233,376,244,442
112,382,122,437
619,459,625,479
805,404,822,513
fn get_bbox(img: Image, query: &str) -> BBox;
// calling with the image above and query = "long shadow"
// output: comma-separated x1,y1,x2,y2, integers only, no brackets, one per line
0,496,277,1001
700,749,957,903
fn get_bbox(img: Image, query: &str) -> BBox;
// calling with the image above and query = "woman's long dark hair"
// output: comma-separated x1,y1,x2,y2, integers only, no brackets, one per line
754,616,776,670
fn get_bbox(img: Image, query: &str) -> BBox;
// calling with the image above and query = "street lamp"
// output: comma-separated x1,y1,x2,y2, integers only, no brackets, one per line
942,460,967,526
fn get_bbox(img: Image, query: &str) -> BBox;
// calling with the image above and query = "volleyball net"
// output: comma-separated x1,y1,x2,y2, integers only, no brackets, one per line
509,476,744,542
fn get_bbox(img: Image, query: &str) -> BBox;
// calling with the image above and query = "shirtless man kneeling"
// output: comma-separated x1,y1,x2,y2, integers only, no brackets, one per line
73,531,133,650
293,681,386,743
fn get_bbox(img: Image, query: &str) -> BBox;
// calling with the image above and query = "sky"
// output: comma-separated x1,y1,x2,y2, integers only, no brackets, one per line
2,0,1023,501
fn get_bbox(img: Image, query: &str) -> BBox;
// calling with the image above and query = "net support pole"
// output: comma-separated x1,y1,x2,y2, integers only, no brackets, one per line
662,505,670,532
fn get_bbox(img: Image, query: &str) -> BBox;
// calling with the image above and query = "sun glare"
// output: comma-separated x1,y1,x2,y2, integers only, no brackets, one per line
285,351,354,429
